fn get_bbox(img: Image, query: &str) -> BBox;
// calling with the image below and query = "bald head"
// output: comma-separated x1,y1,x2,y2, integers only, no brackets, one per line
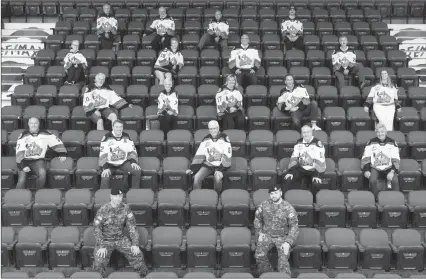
159,6,167,18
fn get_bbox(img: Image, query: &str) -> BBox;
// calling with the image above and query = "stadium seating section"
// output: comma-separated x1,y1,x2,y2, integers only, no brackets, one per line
2,0,426,277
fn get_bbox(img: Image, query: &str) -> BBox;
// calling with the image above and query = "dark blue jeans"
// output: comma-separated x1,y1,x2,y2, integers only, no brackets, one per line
16,159,47,190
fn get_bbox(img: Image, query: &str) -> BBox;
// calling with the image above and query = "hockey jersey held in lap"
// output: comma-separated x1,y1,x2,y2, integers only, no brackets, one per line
190,133,232,173
332,47,356,71
277,85,310,111
99,132,138,169
147,16,175,36
16,130,67,170
361,137,400,172
365,84,401,109
208,19,229,38
229,45,261,70
154,48,184,73
96,16,118,35
289,137,326,173
158,89,179,115
83,85,129,117
281,19,303,41
63,50,88,70
215,86,243,114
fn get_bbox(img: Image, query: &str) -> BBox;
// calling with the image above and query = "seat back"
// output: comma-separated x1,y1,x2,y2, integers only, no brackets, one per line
63,189,91,226
378,191,408,228
392,229,424,271
284,189,314,227
189,189,218,227
126,189,155,226
15,226,48,268
186,227,217,268
324,228,357,270
152,227,183,268
347,191,377,228
2,227,15,267
3,189,32,226
49,226,80,268
157,189,187,227
162,157,190,190
33,189,62,226
249,157,278,191
292,228,322,269
220,227,252,269
221,189,250,227
408,191,426,228
316,190,346,227
80,227,96,268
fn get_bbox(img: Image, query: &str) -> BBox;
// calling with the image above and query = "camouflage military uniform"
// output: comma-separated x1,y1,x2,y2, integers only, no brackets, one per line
93,202,148,277
254,199,299,275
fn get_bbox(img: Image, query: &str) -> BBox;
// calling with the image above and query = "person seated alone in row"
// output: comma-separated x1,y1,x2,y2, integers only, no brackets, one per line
364,69,401,132
228,34,261,89
83,73,132,130
154,37,184,85
361,123,400,198
332,35,368,89
277,74,322,131
186,120,232,193
157,78,179,137
144,6,175,52
281,6,304,51
97,4,118,50
64,40,88,85
284,125,326,195
216,74,245,130
15,117,67,190
99,120,142,190
198,9,229,52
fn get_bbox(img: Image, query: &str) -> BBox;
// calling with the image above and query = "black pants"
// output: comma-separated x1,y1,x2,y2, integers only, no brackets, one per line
159,113,176,137
284,36,304,51
151,34,172,53
334,63,366,89
221,111,245,130
290,101,321,130
66,64,85,84
16,159,47,190
100,35,115,49
369,168,400,198
284,165,321,195
236,69,257,89
198,33,229,51
100,161,141,190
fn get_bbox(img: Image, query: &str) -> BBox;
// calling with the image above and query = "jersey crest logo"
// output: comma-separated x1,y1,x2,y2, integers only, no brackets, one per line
299,151,314,167
207,146,222,162
373,151,391,167
93,92,107,107
376,90,392,103
25,141,43,157
110,146,126,161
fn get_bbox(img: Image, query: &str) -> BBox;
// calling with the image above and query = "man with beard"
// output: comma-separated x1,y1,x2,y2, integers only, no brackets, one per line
186,120,232,193
93,186,149,277
254,185,299,276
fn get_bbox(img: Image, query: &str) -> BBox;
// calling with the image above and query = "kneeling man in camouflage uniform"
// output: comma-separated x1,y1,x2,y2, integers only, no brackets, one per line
254,185,299,276
93,187,148,277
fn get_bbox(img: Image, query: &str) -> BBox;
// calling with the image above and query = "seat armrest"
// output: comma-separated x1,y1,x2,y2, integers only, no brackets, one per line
355,241,365,253
7,240,18,251
42,240,51,250
74,239,83,251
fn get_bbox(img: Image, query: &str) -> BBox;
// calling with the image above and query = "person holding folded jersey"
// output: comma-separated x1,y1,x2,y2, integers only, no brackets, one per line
216,74,245,130
281,6,304,51
154,37,184,85
144,6,175,52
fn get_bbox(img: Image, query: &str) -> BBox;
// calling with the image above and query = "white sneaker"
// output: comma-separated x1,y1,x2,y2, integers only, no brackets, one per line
312,125,322,131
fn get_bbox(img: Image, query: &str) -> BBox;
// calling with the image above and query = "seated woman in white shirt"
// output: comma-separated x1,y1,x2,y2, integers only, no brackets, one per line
157,78,179,137
154,37,184,85
364,69,401,131
216,74,245,130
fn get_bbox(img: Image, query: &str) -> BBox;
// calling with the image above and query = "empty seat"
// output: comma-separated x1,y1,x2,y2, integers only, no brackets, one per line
32,189,62,226
189,189,218,227
15,226,48,268
298,273,329,278
152,227,184,268
275,130,301,160
145,272,179,278
399,159,422,192
183,272,215,278
2,227,16,267
249,157,278,191
330,131,355,163
1,157,17,190
80,228,96,269
316,190,346,227
48,226,81,268
358,228,391,270
292,228,322,269
220,227,252,270
70,272,102,278
126,189,155,226
12,85,34,109
323,228,357,270
108,272,140,278
284,189,314,228
75,157,99,190
2,189,32,226
377,191,408,228
248,130,274,158
157,189,187,227
392,229,425,271
222,273,254,278
162,157,190,190
2,272,30,278
47,157,74,190
224,130,247,158
2,106,22,132
347,191,377,228
408,191,426,228
221,189,250,227
86,130,108,157
186,226,217,269
408,131,426,160
62,189,91,226
166,130,193,159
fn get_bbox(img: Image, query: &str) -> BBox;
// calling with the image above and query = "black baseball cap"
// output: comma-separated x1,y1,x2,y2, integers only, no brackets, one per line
111,187,124,196
268,184,282,193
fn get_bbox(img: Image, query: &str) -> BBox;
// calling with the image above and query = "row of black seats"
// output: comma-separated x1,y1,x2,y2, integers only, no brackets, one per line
3,187,426,228
2,155,426,192
3,225,426,272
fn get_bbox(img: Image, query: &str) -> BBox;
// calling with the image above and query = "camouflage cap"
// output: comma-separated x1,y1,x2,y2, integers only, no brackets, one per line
268,184,282,193
111,186,124,196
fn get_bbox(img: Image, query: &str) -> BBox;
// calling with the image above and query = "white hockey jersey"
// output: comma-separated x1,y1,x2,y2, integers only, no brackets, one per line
158,89,179,115
361,137,400,172
208,19,229,37
281,19,303,41
190,133,232,172
229,46,261,70
99,132,138,168
289,137,326,172
16,130,67,170
96,16,118,32
332,47,356,69
83,85,129,116
154,48,184,73
365,84,401,108
216,87,243,114
63,51,88,70
277,85,310,110
148,16,175,36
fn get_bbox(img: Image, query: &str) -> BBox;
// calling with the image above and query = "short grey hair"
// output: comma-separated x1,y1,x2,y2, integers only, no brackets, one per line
375,123,387,132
